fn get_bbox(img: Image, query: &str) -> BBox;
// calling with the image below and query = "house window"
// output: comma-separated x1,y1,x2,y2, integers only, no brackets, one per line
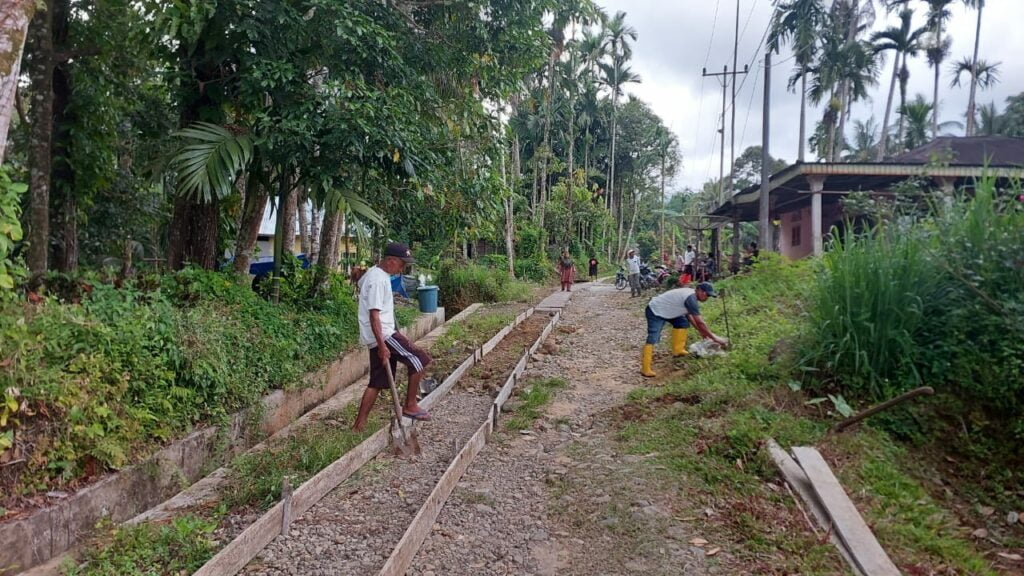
791,225,802,247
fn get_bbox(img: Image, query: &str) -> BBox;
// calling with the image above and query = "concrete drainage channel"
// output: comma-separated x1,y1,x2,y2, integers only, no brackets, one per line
194,307,561,576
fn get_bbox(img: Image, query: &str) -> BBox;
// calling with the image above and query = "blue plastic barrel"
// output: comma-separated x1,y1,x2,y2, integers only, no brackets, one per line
417,286,439,313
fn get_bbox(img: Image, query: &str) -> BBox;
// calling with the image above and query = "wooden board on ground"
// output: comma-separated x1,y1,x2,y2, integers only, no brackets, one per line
791,446,900,576
766,440,863,576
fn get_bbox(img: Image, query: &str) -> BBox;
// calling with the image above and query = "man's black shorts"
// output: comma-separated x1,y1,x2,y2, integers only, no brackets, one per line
368,332,433,389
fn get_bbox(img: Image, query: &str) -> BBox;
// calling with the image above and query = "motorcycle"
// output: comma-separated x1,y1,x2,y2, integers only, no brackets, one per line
638,264,660,290
615,267,628,290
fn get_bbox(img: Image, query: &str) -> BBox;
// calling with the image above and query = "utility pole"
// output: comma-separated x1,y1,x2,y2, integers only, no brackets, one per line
702,65,748,205
731,0,740,199
759,50,772,252
703,64,747,271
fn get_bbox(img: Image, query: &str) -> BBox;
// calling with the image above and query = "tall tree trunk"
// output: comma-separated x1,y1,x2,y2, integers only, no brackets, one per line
309,205,321,265
833,85,848,161
52,0,75,272
624,190,639,257
508,136,520,277
898,73,908,151
798,73,807,162
932,21,943,137
167,193,220,270
233,173,267,275
297,188,310,256
167,39,223,270
310,208,341,296
280,184,297,258
25,1,54,276
530,156,538,214
0,0,35,164
659,153,666,259
877,51,900,160
965,2,983,136
565,97,575,248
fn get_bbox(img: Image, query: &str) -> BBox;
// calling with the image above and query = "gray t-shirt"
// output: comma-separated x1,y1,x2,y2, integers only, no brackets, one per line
649,287,700,320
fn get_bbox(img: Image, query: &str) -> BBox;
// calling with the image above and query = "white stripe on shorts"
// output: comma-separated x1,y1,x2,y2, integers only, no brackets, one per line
387,335,424,373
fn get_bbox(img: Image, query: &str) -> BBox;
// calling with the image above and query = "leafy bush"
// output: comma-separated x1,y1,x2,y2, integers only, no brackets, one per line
436,260,537,310
513,255,553,283
800,181,1024,433
0,167,26,297
0,267,390,497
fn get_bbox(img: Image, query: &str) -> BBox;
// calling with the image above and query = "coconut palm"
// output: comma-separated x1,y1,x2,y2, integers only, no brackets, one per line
962,0,986,135
871,9,926,159
768,0,828,162
950,58,1000,128
900,93,961,149
924,0,955,136
600,11,637,217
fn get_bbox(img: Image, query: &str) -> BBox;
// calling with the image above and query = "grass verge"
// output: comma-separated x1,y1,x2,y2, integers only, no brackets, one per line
615,260,1010,574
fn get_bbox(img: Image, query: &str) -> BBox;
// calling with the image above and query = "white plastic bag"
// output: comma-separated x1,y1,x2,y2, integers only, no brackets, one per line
688,339,728,358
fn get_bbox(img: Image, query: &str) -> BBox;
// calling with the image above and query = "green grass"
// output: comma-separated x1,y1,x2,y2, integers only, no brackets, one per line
225,403,386,510
503,378,567,431
62,514,220,576
433,311,514,354
615,258,1001,574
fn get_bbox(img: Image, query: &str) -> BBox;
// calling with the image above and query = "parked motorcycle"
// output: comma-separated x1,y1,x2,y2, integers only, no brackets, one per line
638,264,659,290
615,267,628,290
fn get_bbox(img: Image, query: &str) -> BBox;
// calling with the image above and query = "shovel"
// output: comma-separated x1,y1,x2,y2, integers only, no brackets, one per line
384,361,421,457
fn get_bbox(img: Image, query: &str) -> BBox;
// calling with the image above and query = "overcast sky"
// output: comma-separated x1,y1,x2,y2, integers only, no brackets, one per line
594,0,1024,191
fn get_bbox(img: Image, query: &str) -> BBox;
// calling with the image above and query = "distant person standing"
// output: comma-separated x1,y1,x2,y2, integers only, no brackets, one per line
684,245,696,277
558,251,576,292
588,256,599,281
625,249,642,297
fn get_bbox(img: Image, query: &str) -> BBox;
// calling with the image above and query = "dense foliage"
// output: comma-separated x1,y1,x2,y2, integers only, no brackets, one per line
0,267,411,498
801,181,1024,435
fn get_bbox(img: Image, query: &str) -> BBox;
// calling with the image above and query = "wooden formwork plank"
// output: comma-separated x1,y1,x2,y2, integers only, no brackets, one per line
192,303,537,576
791,447,900,576
378,412,493,576
192,502,285,576
446,303,482,324
766,440,863,576
482,325,513,356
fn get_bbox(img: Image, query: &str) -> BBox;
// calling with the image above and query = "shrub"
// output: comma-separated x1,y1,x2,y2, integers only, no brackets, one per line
800,180,1024,434
0,267,375,496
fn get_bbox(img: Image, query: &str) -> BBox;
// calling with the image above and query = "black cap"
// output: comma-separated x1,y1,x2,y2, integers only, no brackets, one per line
384,242,415,263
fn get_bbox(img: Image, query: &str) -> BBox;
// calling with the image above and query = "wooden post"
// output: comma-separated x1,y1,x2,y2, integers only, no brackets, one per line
281,476,293,535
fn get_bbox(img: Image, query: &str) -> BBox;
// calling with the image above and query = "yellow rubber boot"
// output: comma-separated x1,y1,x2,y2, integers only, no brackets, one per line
671,328,689,357
641,344,657,378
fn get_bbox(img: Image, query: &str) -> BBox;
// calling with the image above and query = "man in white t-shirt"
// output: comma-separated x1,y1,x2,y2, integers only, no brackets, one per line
352,242,433,432
640,282,728,377
625,249,642,297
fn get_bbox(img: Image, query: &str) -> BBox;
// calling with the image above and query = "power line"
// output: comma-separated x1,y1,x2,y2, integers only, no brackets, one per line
739,56,763,150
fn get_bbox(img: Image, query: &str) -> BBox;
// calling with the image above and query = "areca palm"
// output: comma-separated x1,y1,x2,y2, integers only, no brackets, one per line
924,0,954,136
976,102,1005,136
844,117,878,161
601,11,637,219
809,29,878,160
962,0,985,135
769,0,828,162
950,57,1000,128
871,8,925,159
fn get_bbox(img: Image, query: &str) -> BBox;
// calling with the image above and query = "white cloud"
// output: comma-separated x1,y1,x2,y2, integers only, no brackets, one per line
595,0,1024,189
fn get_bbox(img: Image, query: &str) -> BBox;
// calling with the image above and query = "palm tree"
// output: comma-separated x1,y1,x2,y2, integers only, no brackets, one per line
768,0,828,162
962,0,985,136
871,8,925,159
844,117,879,161
976,101,1004,136
950,57,1000,129
900,93,962,149
924,0,954,136
809,29,878,160
600,11,637,220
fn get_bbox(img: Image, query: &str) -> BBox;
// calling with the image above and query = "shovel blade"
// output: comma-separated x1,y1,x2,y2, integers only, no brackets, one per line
389,420,422,458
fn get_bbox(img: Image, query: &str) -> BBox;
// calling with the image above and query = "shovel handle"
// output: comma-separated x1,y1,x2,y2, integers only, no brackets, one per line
383,359,409,443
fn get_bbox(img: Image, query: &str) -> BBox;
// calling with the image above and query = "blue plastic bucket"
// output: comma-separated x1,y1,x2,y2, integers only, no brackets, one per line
417,286,439,313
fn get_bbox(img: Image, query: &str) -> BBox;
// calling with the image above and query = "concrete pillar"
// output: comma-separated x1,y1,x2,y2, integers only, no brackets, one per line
808,175,826,256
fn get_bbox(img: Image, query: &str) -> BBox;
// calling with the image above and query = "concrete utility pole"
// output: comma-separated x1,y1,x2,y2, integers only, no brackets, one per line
702,65,748,206
703,63,747,271
759,50,772,252
731,0,740,200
